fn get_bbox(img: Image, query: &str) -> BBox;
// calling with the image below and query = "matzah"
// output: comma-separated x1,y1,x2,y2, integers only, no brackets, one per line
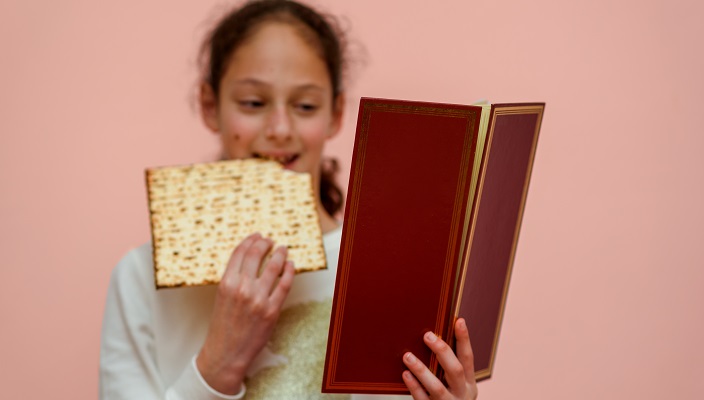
146,158,326,288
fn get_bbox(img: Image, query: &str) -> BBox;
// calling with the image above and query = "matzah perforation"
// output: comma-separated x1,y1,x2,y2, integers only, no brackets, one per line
146,158,326,288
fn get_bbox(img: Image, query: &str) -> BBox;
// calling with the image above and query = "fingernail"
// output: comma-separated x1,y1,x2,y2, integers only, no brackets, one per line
405,352,416,363
425,332,437,342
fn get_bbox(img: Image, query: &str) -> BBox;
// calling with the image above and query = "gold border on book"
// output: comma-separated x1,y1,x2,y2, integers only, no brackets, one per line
326,106,372,386
325,382,408,393
433,108,476,375
450,104,490,333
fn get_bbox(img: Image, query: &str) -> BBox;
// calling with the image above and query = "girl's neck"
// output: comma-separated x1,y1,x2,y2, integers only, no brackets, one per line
316,201,340,234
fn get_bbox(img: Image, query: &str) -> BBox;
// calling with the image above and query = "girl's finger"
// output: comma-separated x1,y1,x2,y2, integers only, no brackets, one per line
240,236,273,278
268,260,295,309
402,351,446,399
423,331,466,394
401,369,430,400
258,245,288,291
455,318,477,385
222,233,260,282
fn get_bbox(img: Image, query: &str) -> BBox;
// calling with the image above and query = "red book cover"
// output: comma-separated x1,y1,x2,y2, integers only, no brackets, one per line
322,98,544,394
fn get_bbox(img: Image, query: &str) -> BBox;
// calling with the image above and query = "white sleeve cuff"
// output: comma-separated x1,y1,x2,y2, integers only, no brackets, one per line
167,355,246,400
191,356,246,399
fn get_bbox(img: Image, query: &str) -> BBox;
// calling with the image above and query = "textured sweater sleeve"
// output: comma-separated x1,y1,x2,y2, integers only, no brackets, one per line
99,247,238,400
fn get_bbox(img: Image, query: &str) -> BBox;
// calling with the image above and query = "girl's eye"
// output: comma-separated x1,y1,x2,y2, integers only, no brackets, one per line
296,103,318,113
238,100,265,109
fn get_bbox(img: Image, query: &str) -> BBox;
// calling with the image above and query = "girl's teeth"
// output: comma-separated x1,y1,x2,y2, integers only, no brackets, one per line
256,154,294,164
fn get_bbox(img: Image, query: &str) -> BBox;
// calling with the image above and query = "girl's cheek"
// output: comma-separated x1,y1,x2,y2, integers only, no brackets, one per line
298,119,333,141
224,116,263,142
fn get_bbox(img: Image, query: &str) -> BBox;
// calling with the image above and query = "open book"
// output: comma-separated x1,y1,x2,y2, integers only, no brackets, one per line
322,97,545,394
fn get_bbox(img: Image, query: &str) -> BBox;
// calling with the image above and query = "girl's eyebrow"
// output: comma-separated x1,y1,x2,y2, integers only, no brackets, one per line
294,84,325,93
233,78,325,92
234,78,269,87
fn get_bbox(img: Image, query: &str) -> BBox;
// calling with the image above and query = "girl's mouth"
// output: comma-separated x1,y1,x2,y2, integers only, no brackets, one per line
253,152,299,168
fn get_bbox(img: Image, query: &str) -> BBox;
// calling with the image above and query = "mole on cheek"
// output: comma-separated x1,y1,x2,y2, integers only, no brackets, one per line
232,134,240,140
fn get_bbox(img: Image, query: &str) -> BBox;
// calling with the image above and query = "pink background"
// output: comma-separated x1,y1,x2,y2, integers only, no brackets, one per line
1,0,702,398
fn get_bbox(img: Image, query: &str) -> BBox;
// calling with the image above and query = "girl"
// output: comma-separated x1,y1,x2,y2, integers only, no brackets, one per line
99,1,478,399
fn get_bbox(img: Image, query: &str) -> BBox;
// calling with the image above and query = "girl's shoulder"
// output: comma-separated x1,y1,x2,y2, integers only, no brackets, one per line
108,242,155,295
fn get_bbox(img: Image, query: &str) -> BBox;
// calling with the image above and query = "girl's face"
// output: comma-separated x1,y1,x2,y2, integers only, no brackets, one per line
201,22,343,188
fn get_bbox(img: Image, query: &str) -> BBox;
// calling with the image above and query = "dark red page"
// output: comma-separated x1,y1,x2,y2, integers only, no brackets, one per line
455,104,544,380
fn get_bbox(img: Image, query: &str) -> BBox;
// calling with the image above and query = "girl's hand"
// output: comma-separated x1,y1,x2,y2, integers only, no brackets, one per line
402,318,479,400
196,233,296,395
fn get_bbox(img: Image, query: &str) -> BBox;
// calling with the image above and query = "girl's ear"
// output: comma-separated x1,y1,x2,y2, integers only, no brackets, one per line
328,94,345,139
200,83,220,133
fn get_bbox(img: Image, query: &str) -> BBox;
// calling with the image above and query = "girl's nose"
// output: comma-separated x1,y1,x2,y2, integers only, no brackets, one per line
265,106,292,141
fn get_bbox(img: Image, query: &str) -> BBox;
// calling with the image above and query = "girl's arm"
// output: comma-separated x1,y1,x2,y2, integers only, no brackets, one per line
100,248,166,399
99,234,293,400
